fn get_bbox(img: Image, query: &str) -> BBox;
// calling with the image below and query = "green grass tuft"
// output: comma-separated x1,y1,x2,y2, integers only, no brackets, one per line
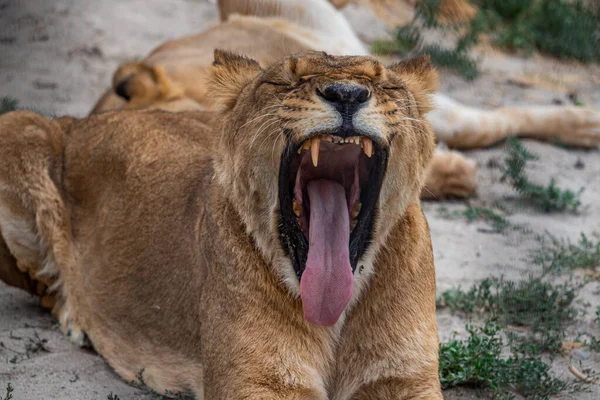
532,233,600,276
107,393,120,400
437,204,511,232
437,275,579,353
439,319,568,397
0,97,19,116
501,138,583,213
1,383,13,400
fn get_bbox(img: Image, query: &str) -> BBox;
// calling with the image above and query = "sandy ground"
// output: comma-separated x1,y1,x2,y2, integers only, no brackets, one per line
1,0,600,399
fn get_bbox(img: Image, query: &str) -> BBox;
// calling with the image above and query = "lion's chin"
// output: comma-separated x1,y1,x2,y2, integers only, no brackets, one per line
278,132,389,326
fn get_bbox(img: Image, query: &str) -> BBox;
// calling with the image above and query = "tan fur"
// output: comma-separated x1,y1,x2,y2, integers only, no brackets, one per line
0,50,442,398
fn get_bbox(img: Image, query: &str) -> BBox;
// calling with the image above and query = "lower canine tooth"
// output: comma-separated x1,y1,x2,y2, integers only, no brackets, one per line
293,200,302,217
351,202,362,219
311,136,321,167
362,137,373,158
350,220,357,231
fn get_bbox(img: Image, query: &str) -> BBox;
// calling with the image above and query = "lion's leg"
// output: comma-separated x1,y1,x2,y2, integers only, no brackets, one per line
0,232,45,293
430,93,600,149
351,376,443,400
0,111,85,344
331,205,443,400
421,146,477,199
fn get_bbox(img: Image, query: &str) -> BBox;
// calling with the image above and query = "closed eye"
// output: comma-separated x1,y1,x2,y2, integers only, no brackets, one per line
262,81,290,87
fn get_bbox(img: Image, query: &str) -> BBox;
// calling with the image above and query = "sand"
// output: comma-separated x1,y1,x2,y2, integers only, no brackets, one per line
1,0,599,398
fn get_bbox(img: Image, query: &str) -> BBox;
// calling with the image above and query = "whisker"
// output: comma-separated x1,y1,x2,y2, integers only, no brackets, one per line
249,117,280,149
238,106,282,130
250,118,279,147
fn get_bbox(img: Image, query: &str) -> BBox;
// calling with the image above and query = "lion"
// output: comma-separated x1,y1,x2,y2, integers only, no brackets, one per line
0,50,442,398
89,0,600,200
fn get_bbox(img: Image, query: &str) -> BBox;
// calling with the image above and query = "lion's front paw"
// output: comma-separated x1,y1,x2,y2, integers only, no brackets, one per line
422,149,477,200
56,304,90,348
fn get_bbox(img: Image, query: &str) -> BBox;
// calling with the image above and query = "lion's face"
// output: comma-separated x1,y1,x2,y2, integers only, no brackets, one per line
211,50,437,326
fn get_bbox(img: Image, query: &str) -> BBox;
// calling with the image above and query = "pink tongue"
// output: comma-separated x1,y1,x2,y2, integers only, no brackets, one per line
301,180,353,327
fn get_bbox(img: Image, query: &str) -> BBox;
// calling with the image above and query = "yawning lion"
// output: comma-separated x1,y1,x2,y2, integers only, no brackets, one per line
0,50,442,398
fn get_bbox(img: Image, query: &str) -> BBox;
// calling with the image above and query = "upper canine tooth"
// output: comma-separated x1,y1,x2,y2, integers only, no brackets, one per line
293,200,302,217
362,137,373,158
311,136,321,167
351,202,362,219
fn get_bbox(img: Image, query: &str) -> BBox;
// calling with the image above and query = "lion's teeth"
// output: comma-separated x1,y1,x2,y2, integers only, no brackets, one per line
362,137,373,158
351,202,362,219
303,141,311,150
293,200,302,217
350,220,357,231
324,135,333,142
311,136,321,167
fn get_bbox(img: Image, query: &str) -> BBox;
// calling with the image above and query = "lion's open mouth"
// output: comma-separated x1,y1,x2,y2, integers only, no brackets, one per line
278,131,388,326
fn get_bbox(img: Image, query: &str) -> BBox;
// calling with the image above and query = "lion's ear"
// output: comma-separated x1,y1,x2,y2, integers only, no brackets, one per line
209,49,263,110
388,55,439,115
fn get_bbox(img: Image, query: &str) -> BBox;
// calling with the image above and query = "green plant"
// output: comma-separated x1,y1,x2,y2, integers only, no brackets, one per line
372,10,480,80
439,319,568,398
500,138,583,212
532,233,600,276
0,97,18,116
437,275,579,352
24,330,49,357
107,393,120,400
587,336,600,352
372,0,600,80
437,204,511,232
1,383,13,400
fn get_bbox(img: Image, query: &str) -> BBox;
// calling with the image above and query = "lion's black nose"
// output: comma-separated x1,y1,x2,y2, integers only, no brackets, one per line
318,83,370,113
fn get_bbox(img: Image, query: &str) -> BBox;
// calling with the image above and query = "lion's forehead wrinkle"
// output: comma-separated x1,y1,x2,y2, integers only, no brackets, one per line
276,53,385,83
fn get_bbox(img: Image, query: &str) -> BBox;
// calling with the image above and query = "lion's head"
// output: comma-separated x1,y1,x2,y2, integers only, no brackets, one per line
209,50,437,326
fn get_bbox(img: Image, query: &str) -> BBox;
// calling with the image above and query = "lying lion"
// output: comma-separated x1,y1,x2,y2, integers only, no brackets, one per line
0,49,443,397
90,0,600,200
